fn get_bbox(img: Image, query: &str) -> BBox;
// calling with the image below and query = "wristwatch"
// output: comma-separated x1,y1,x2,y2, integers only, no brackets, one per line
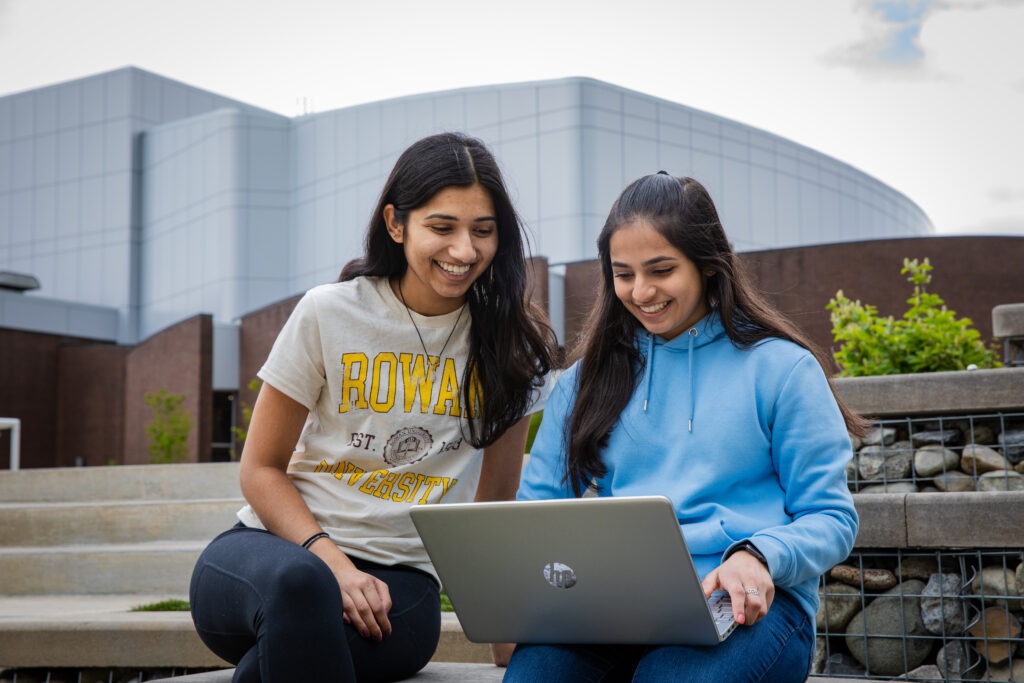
725,540,769,570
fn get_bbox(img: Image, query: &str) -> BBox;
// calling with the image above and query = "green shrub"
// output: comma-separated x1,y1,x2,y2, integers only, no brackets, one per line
525,411,543,453
230,378,263,458
144,388,193,463
827,258,1000,377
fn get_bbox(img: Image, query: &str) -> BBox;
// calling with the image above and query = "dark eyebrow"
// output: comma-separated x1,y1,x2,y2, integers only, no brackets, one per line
611,256,679,268
423,212,497,223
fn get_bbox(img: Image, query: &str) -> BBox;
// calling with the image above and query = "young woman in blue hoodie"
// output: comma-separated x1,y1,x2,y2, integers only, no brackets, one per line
506,173,865,682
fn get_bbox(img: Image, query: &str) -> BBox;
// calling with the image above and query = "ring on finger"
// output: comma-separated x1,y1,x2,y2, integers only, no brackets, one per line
745,587,760,596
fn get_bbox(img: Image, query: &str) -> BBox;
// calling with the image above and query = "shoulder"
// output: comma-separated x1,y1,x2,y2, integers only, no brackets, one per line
302,277,388,309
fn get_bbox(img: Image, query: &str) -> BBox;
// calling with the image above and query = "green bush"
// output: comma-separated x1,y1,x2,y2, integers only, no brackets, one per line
827,258,1000,377
144,388,193,463
230,378,263,458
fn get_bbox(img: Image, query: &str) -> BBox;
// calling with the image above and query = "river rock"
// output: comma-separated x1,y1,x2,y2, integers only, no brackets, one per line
862,426,897,447
1016,562,1023,596
897,664,942,681
935,642,979,681
999,429,1024,464
912,429,962,447
817,582,863,631
849,434,863,452
967,423,997,445
900,556,940,581
978,470,1024,492
823,652,867,677
812,636,828,674
933,470,977,492
921,572,968,635
968,606,1022,664
961,444,1011,475
859,443,914,483
915,446,961,478
830,564,898,591
845,579,932,676
973,566,1024,611
988,657,1024,683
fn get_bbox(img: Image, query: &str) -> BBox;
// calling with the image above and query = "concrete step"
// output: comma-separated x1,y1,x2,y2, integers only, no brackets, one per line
0,596,867,682
0,598,485,669
0,462,241,503
151,667,865,683
151,662,505,682
0,498,241,547
0,542,206,596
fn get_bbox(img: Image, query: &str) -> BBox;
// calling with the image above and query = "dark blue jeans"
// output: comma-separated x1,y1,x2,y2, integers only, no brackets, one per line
190,524,441,683
503,589,813,683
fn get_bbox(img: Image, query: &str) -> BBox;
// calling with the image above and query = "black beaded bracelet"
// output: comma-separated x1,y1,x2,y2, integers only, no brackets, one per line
301,531,330,550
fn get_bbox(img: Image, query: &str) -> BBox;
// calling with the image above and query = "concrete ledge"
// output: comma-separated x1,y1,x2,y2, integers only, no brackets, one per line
851,493,907,548
834,367,1024,417
906,490,1024,547
150,662,505,682
0,598,228,668
993,303,1024,337
147,665,867,682
0,541,204,595
851,491,1024,549
0,463,241,503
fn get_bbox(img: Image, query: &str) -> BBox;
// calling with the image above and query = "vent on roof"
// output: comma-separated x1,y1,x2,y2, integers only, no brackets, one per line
0,271,41,292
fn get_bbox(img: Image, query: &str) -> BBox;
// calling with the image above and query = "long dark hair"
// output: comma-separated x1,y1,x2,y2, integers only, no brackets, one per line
340,132,555,448
566,173,867,495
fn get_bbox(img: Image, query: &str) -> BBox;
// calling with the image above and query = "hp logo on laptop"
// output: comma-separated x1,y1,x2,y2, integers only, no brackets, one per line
543,562,577,589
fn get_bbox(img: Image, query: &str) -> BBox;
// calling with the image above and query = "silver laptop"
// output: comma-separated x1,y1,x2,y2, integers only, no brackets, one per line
409,495,737,646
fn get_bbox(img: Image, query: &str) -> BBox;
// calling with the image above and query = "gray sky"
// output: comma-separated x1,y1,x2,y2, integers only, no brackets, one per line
1,0,1022,236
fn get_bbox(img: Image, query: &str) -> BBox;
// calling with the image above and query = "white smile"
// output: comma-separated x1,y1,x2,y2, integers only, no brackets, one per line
436,261,471,276
638,302,668,314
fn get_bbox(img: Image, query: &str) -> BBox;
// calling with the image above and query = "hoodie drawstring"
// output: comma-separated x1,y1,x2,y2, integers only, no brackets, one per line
686,327,697,432
643,327,698,433
642,333,655,412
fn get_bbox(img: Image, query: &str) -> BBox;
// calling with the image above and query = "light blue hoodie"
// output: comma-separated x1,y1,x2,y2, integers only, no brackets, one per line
518,311,858,622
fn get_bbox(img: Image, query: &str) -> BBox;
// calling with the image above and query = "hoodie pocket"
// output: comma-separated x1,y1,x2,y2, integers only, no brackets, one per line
681,519,740,557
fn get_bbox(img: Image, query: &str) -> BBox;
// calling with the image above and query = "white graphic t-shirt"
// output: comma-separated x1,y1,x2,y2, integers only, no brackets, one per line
237,276,548,580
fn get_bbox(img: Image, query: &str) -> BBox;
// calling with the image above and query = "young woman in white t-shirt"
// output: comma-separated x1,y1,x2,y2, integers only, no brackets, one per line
189,133,556,682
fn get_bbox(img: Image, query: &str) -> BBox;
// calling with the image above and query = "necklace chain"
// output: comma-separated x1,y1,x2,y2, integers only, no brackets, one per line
397,279,466,377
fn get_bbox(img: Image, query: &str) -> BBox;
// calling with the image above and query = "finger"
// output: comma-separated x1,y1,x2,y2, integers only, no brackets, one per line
353,589,386,641
372,578,393,637
342,592,372,639
741,584,764,625
701,569,721,598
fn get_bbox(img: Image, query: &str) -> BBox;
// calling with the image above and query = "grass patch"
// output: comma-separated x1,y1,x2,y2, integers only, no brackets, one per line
440,591,453,612
131,598,190,612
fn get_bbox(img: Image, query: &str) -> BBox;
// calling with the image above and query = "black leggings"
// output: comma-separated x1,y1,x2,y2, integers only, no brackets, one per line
189,524,441,683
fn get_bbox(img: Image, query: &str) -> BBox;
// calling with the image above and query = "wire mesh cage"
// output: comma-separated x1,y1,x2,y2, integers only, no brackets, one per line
815,549,1024,681
848,412,1024,494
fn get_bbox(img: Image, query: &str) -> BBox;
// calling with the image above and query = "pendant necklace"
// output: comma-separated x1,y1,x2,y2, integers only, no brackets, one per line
398,279,466,380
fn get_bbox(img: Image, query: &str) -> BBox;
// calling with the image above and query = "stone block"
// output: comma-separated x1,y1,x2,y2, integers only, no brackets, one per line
834,368,1024,418
851,493,907,548
906,491,1024,548
993,303,1024,337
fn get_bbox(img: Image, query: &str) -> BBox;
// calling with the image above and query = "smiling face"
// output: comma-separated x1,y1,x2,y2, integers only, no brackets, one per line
385,183,499,316
609,220,709,341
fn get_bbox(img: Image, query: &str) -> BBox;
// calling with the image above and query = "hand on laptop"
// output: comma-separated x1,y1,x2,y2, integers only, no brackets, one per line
701,551,774,626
